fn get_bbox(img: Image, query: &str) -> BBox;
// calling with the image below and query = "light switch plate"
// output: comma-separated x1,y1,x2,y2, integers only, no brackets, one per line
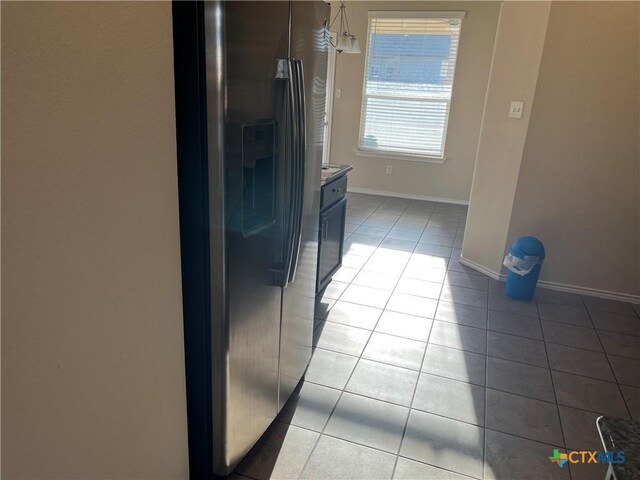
509,101,524,119
335,88,342,99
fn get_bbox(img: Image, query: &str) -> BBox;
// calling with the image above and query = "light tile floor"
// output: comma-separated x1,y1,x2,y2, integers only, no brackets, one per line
233,193,640,480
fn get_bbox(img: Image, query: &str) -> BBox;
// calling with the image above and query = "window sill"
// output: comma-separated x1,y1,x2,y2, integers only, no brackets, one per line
354,149,447,164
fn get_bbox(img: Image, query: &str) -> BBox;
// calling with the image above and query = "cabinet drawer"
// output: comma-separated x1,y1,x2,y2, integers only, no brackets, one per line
321,175,347,210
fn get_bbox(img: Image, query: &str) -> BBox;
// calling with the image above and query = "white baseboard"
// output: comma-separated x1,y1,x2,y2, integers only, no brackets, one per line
459,256,640,304
459,256,502,280
534,279,640,304
347,186,469,206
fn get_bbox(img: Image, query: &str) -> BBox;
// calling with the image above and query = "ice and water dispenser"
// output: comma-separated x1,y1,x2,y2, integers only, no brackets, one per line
226,120,276,237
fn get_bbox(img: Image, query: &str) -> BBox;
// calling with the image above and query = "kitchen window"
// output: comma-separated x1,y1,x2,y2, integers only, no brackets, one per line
358,11,465,162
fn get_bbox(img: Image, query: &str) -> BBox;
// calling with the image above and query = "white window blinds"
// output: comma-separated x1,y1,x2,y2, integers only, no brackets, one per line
359,12,464,159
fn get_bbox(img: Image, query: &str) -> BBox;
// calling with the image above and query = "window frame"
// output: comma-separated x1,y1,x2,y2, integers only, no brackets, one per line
357,10,466,164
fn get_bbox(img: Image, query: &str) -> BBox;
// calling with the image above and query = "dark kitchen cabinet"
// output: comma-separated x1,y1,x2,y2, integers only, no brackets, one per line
317,197,347,292
316,172,349,294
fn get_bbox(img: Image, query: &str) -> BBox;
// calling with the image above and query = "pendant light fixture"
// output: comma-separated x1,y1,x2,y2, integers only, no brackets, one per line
329,1,361,54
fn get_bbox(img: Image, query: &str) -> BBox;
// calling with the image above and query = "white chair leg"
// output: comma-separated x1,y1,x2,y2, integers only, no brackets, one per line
604,463,614,480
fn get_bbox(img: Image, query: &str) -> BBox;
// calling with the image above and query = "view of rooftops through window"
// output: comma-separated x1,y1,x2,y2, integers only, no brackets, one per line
359,15,462,158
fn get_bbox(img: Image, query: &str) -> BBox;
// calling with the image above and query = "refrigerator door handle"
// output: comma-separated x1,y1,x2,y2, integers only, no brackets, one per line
283,57,299,287
288,59,306,283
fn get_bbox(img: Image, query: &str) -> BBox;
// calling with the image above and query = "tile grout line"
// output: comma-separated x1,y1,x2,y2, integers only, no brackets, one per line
332,294,640,349
482,298,489,480
317,311,638,383
303,363,632,426
338,195,635,475
312,330,638,388
295,196,386,479
310,197,638,478
286,415,507,480
286,407,576,461
534,294,572,479
392,213,444,480
355,198,447,477
580,295,635,421
357,199,426,480
300,197,421,479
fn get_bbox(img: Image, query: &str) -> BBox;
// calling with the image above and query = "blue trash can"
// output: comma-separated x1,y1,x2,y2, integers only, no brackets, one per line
504,236,545,301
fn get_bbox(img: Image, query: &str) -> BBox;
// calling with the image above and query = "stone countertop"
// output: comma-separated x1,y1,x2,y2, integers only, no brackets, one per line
320,164,353,186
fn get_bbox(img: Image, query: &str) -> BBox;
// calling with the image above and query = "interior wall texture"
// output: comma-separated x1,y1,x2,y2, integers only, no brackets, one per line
506,1,640,297
328,1,500,203
462,1,552,272
1,2,189,478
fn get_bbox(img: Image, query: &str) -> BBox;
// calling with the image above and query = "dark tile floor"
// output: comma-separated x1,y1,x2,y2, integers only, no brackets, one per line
233,193,640,480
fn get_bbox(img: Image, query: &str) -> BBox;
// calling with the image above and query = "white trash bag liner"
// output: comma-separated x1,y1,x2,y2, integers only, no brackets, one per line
503,253,541,276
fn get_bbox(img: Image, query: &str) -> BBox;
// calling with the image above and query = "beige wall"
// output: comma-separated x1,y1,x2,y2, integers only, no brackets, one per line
506,1,640,296
462,1,551,272
2,2,189,478
329,1,500,202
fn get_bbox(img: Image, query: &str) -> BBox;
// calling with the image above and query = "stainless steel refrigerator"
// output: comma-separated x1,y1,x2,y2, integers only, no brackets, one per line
172,1,330,477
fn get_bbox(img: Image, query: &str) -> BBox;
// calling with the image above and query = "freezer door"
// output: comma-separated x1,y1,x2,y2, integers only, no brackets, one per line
214,1,290,475
279,0,330,410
